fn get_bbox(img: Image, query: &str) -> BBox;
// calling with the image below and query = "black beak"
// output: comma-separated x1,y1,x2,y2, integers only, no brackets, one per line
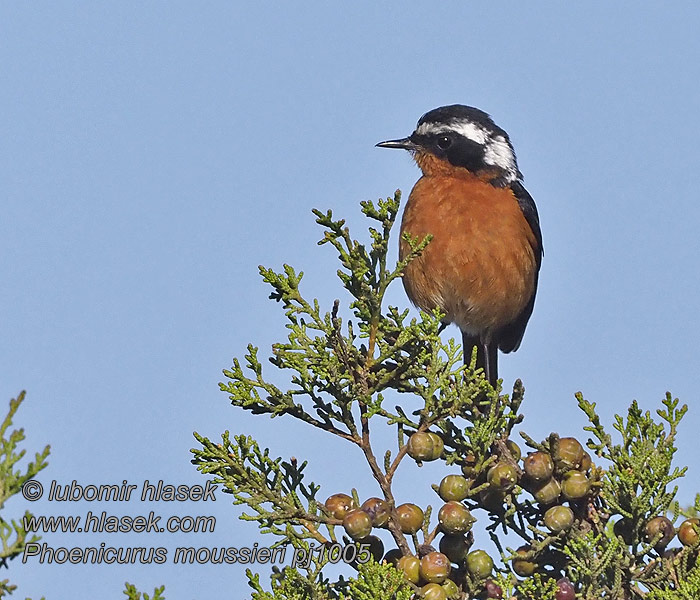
376,136,419,151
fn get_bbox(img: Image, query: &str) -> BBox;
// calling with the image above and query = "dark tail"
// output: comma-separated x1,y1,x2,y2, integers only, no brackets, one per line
462,332,498,386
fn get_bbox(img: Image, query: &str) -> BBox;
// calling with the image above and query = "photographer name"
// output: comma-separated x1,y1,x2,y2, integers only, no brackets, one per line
46,480,217,502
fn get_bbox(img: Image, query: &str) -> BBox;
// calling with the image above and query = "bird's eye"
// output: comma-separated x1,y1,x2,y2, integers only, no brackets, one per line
436,136,452,150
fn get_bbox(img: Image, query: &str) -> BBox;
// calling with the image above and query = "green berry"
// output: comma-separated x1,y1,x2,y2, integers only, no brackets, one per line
342,509,372,540
644,516,675,549
397,554,421,584
441,579,460,599
408,432,444,461
532,478,561,505
506,439,522,461
438,474,470,501
421,583,448,600
420,551,452,584
561,471,590,500
438,501,475,535
679,518,700,547
544,505,575,532
439,534,471,564
396,503,424,534
487,462,518,492
324,493,356,520
466,549,493,579
512,545,537,577
523,451,554,482
554,437,585,470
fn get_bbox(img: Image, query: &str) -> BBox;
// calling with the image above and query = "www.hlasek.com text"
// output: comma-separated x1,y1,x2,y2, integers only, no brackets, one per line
24,511,216,534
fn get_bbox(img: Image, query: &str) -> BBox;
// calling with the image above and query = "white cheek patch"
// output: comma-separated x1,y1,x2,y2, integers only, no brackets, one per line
483,135,517,181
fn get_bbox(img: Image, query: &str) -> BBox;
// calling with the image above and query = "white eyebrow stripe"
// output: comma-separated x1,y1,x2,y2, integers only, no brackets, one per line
415,122,452,135
452,120,488,145
416,119,488,145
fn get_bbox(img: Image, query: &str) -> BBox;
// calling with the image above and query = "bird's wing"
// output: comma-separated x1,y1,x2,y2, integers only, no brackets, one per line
497,181,543,353
512,180,543,267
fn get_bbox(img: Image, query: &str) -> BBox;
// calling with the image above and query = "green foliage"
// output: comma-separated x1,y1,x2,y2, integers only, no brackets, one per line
515,572,558,599
245,561,412,600
193,431,325,545
0,391,49,598
645,553,700,600
123,583,166,600
345,560,413,600
193,191,699,600
247,567,325,600
581,393,686,525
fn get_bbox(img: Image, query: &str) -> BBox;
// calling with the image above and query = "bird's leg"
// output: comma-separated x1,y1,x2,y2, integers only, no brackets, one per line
463,332,498,386
461,332,480,369
483,343,498,387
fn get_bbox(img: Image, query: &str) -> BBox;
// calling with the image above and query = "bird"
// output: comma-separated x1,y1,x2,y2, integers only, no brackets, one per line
376,105,542,386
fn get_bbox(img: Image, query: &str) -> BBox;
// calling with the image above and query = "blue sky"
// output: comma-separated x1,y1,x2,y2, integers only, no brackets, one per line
2,3,700,598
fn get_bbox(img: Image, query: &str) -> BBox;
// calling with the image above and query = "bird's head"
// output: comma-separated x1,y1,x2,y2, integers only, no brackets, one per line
377,104,521,187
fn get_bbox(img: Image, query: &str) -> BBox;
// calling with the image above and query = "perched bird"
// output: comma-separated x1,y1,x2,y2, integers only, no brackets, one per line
377,105,542,385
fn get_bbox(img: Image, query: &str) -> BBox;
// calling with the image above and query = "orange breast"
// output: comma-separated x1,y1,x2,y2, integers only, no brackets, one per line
399,172,538,340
